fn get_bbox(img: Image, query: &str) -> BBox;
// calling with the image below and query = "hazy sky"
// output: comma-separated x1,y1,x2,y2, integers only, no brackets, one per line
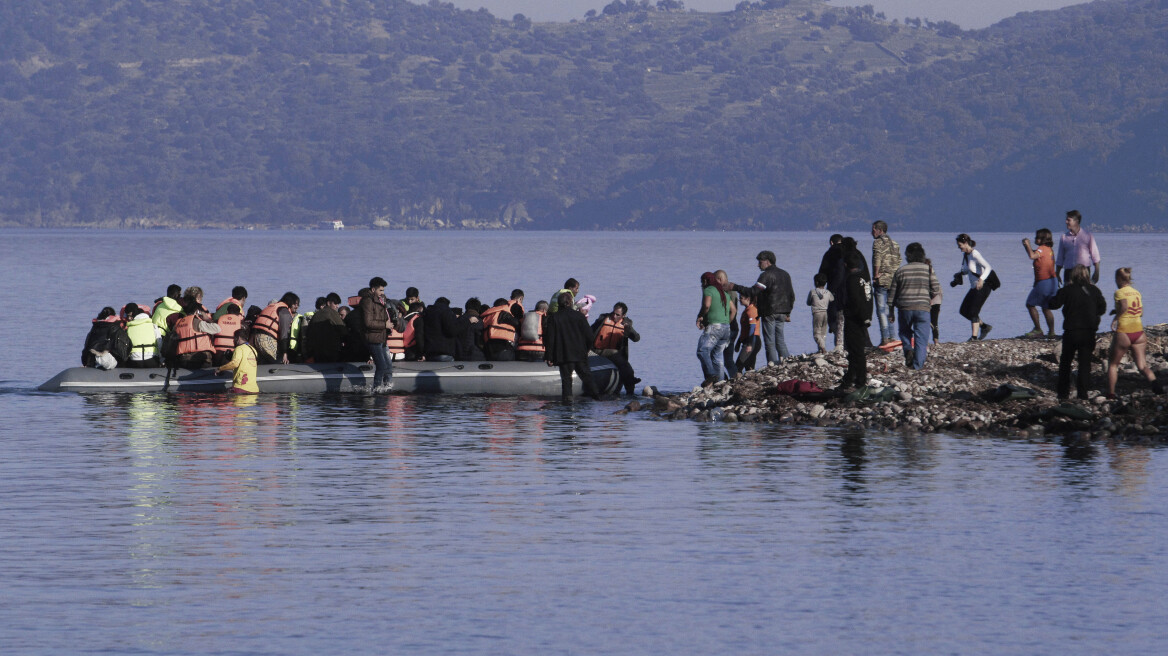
443,0,1086,29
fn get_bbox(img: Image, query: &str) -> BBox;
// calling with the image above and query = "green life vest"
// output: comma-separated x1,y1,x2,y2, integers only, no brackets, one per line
151,297,182,336
125,315,158,360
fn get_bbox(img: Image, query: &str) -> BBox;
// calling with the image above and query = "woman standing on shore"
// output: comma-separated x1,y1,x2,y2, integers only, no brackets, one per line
1022,228,1058,338
1106,267,1163,399
953,234,996,341
1049,265,1106,400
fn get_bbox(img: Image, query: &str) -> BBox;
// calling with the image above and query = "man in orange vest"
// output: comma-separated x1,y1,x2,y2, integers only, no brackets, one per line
481,297,520,361
590,302,641,395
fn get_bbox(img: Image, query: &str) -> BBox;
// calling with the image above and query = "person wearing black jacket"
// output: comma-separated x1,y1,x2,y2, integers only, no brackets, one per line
818,234,848,352
840,248,873,390
591,302,641,395
1048,264,1107,400
544,292,600,401
454,297,485,361
305,293,348,363
82,307,131,369
732,250,795,366
419,297,460,362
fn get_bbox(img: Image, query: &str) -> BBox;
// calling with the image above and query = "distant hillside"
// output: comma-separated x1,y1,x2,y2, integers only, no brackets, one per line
1,0,1166,230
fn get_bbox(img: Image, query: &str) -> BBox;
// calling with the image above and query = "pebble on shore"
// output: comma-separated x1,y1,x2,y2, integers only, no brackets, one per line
634,325,1168,444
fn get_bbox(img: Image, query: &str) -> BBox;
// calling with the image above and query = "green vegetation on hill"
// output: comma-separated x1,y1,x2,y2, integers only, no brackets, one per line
1,0,1166,229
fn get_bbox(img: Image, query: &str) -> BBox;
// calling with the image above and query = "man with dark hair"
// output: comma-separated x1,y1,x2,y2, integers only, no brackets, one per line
454,297,485,361
419,296,460,362
871,220,901,346
152,284,184,336
888,242,940,370
306,292,348,363
549,278,580,313
214,285,249,320
731,250,794,366
481,297,520,361
591,302,641,395
252,292,299,365
509,288,525,317
401,286,421,313
545,292,600,401
1055,209,1102,284
360,278,395,389
83,307,131,370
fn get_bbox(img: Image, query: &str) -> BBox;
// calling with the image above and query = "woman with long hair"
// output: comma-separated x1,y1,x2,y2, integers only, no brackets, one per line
1022,228,1058,337
1106,267,1163,399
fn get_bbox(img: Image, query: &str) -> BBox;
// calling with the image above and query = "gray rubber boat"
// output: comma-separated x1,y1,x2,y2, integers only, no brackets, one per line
39,356,620,396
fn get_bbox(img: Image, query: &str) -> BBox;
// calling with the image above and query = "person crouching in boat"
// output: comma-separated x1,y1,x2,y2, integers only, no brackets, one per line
171,292,220,369
252,292,300,365
123,303,162,368
591,301,641,395
82,307,131,370
216,329,259,394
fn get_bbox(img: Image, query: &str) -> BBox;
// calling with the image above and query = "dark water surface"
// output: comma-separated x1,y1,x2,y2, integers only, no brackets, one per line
3,230,1168,653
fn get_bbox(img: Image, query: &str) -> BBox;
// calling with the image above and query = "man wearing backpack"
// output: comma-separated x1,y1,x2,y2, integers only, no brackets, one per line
871,220,901,347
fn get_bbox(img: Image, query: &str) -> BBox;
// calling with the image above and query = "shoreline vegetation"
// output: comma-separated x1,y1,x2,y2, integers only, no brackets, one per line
634,324,1168,444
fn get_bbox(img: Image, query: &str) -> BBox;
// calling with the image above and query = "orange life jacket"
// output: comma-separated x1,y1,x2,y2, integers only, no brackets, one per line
252,302,287,339
214,313,244,352
593,315,627,351
481,305,517,343
516,311,545,352
387,313,419,354
174,315,214,356
741,304,760,337
216,297,245,312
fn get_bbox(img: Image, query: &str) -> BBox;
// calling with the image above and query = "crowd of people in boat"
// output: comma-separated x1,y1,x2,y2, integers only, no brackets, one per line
698,210,1162,401
82,277,641,398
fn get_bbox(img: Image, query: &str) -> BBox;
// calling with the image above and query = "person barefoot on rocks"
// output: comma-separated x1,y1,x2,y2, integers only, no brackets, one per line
1106,267,1164,399
1049,265,1106,400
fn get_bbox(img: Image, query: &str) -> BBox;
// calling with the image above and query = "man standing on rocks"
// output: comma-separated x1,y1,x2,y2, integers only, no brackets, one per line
871,220,901,347
840,247,873,390
732,250,794,366
818,234,848,353
888,242,941,370
1055,210,1102,284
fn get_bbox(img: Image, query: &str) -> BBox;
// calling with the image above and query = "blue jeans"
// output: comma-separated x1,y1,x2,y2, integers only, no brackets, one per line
759,314,790,365
368,342,394,387
898,309,931,370
696,323,731,380
874,285,894,341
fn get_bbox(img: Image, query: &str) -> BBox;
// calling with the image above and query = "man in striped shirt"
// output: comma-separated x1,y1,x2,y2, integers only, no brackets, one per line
888,242,941,370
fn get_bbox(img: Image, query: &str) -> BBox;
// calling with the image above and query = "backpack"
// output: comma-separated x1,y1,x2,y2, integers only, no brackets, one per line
161,328,181,364
520,311,543,342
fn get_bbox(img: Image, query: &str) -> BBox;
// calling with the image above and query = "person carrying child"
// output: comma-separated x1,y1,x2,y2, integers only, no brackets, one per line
806,273,834,354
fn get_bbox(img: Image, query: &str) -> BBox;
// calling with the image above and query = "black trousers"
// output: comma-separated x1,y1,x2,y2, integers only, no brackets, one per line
1058,329,1095,399
843,319,867,387
598,349,637,394
735,336,761,372
558,361,598,399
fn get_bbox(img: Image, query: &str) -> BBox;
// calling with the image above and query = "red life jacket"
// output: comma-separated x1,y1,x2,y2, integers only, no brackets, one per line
481,305,517,343
593,316,627,351
387,314,418,354
174,315,214,356
516,311,545,352
252,302,287,339
214,313,243,352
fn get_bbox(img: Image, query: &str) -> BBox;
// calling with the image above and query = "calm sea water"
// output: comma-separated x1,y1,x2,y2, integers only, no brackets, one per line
2,230,1168,654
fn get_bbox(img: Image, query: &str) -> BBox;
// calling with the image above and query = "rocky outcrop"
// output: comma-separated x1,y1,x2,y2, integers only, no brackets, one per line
640,325,1168,444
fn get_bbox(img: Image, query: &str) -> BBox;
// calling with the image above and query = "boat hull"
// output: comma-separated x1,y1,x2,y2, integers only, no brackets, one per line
39,357,621,396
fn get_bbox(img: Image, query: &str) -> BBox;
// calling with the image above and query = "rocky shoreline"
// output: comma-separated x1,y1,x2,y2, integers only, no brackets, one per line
634,324,1168,444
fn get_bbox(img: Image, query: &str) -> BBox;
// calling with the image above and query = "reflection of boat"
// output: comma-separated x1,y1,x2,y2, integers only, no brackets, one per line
39,356,620,396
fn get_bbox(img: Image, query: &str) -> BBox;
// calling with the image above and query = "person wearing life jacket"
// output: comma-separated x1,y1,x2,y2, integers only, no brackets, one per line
211,303,245,367
171,294,220,369
481,297,520,361
547,278,580,314
418,296,460,362
216,328,260,394
590,302,642,395
399,286,421,315
151,284,183,336
252,292,300,365
288,308,309,363
213,285,249,321
388,302,424,361
509,288,525,318
122,303,162,368
306,293,348,363
82,307,132,370
182,286,210,316
516,300,548,362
